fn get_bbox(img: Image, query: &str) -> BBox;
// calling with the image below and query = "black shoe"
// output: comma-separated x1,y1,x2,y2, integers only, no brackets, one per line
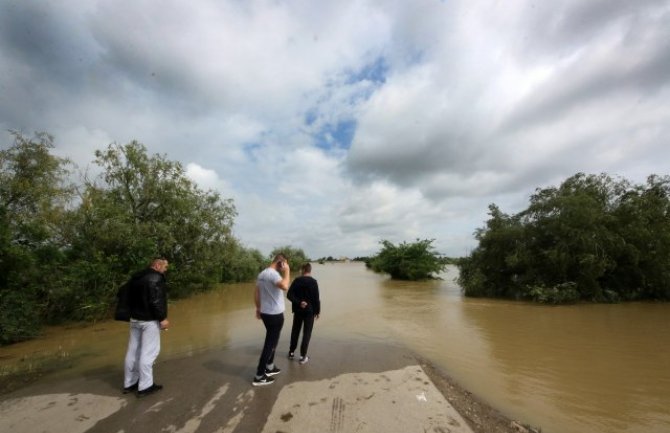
265,366,281,376
137,383,163,397
252,374,275,386
288,352,295,360
123,382,138,394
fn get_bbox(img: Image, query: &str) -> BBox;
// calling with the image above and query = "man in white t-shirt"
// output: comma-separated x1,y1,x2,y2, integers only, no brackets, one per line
252,254,290,386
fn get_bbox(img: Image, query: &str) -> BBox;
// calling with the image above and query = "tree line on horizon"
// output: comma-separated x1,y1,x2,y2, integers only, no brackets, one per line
0,132,310,345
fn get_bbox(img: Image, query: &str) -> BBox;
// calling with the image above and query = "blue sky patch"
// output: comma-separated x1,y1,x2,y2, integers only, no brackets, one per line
304,109,318,126
347,56,388,85
242,142,263,161
314,119,357,150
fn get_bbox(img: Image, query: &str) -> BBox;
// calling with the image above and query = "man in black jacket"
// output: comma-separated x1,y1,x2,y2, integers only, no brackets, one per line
122,258,170,397
287,263,320,364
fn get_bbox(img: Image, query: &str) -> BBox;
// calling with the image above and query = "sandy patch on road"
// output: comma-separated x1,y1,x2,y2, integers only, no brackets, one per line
262,365,473,433
0,393,126,433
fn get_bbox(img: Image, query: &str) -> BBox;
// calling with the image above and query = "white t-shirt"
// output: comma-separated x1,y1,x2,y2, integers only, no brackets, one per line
257,267,285,314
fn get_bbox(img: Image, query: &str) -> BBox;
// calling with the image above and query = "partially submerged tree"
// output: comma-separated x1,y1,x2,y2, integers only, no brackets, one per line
220,238,265,283
0,132,74,343
0,132,276,345
458,173,670,303
66,141,238,299
368,239,446,280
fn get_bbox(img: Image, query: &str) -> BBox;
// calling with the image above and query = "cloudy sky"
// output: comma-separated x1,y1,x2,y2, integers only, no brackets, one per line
1,0,669,259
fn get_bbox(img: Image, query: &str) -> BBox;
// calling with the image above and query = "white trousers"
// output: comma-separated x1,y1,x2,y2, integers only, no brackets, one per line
124,319,161,391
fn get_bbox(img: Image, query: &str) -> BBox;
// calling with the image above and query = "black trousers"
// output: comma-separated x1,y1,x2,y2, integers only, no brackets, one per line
256,313,284,377
289,313,315,357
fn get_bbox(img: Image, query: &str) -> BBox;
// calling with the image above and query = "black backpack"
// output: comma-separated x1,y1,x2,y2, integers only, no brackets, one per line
114,282,131,321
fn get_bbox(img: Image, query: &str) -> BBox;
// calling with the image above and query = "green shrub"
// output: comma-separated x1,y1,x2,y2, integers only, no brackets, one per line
221,242,265,283
458,173,670,303
369,239,446,280
0,291,42,344
525,282,580,304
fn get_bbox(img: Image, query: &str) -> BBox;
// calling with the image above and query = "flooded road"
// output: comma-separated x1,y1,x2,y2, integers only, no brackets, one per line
1,262,669,433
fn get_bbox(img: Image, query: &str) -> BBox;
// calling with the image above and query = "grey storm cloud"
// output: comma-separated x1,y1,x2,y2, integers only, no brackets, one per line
1,0,669,258
502,2,670,134
0,2,99,128
0,2,93,86
344,0,670,201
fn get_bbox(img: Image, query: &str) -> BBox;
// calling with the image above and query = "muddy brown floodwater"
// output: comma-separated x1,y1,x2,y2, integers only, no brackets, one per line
1,262,669,433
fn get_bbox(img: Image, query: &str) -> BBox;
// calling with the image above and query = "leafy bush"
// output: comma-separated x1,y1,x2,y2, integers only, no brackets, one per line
0,291,42,345
220,239,265,283
525,283,580,304
368,239,446,280
0,133,270,345
458,173,670,303
0,132,74,343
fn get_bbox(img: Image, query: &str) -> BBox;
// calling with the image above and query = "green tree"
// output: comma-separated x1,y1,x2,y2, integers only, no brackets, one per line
220,238,265,283
608,175,670,299
457,205,525,298
65,141,237,303
368,239,446,280
522,173,621,297
0,132,74,343
458,173,670,303
1,132,271,345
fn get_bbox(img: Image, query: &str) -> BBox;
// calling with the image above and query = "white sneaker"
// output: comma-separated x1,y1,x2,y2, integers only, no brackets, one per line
299,356,309,365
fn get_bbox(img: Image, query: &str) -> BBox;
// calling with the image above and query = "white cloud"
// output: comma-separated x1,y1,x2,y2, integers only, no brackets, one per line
1,0,669,259
185,163,232,193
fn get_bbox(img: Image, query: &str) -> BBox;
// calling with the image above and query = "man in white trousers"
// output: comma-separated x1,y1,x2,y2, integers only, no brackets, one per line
123,258,170,397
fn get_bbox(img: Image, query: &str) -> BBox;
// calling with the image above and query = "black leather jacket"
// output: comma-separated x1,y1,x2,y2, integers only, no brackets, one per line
127,268,168,321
